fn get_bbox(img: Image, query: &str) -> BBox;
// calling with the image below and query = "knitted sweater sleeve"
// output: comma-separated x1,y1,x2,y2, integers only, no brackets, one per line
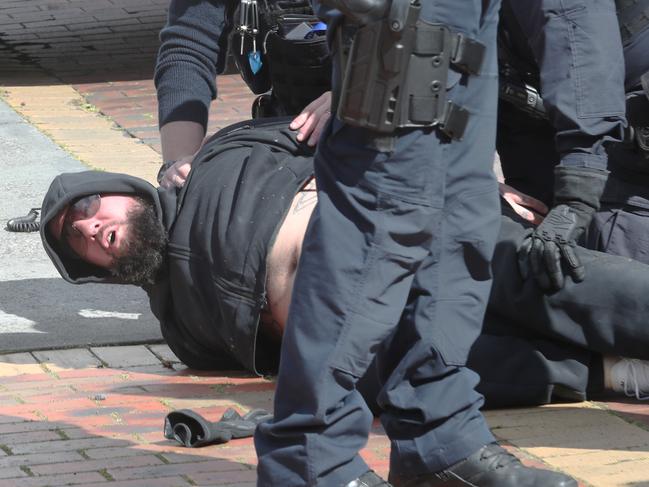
154,0,233,131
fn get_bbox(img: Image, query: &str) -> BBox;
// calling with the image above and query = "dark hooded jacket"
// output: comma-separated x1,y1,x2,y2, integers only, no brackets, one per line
41,117,314,374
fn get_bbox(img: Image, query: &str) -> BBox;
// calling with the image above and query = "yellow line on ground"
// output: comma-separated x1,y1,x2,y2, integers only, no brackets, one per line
1,82,160,185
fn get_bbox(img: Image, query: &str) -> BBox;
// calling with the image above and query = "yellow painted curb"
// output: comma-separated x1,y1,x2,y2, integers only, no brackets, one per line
1,83,160,185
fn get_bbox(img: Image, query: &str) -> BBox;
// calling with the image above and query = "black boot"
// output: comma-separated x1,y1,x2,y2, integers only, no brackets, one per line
389,442,577,487
344,470,393,486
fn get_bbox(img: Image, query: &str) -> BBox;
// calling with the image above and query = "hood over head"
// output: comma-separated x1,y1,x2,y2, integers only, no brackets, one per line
40,171,163,284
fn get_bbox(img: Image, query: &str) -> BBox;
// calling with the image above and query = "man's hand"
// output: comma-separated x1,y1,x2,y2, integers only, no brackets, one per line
159,154,194,189
499,183,548,225
290,91,332,147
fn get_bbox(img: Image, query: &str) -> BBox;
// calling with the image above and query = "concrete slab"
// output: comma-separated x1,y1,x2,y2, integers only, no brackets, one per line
33,348,102,372
91,345,161,368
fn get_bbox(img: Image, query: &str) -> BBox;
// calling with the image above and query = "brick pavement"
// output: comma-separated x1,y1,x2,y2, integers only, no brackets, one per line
0,346,581,487
0,0,169,82
3,343,649,486
3,14,649,486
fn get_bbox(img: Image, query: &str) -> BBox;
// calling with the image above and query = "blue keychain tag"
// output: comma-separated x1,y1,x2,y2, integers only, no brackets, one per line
248,51,262,74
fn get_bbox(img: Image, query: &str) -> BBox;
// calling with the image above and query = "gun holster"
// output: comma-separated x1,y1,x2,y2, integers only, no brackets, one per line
333,2,485,139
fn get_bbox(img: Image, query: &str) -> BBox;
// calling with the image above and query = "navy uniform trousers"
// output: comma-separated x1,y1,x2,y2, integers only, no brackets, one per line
254,1,502,485
498,0,649,263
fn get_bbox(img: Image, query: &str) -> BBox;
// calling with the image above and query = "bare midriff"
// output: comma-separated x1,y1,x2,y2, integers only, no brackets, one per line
261,177,317,341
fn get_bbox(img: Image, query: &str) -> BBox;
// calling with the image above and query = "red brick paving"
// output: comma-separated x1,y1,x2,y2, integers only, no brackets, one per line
73,75,257,156
0,352,594,486
0,362,381,486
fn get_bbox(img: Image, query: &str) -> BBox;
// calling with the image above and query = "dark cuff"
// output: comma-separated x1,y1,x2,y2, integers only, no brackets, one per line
554,165,609,213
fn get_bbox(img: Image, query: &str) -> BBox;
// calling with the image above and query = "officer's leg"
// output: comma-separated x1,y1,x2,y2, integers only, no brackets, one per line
368,0,496,474
376,29,501,473
376,251,497,478
380,4,577,483
255,122,449,485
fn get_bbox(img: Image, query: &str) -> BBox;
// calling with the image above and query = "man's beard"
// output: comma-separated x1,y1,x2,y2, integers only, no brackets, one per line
112,201,167,285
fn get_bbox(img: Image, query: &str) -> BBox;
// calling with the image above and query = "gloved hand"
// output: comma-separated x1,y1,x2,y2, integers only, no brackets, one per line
164,407,272,448
518,166,608,291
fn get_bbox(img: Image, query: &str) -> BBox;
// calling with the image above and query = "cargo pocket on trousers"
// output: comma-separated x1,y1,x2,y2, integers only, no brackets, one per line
563,5,626,118
430,295,488,367
429,187,499,366
328,193,438,378
329,245,422,378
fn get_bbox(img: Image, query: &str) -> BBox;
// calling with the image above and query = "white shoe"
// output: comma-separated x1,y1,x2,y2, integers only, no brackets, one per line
610,358,649,400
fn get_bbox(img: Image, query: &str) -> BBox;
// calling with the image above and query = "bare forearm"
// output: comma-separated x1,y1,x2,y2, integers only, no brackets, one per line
160,121,205,162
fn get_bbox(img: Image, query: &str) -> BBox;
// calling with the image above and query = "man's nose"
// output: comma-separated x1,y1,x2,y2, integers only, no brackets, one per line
73,218,101,238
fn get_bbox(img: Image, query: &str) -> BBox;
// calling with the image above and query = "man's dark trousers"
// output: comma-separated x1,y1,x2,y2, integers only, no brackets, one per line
470,209,649,407
254,1,502,485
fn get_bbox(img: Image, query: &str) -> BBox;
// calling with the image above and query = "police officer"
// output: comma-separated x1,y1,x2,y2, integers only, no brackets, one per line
154,0,331,188
254,0,577,485
497,0,649,287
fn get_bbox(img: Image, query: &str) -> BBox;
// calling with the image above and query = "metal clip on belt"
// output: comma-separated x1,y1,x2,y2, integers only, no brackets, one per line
335,2,485,139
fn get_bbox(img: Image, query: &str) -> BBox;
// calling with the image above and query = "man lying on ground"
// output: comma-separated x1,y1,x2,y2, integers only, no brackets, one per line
40,117,649,408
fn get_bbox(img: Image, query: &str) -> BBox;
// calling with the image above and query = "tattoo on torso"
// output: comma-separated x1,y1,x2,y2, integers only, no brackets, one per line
293,178,317,214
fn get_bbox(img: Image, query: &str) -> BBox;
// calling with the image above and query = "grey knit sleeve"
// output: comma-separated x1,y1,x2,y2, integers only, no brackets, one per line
154,0,233,131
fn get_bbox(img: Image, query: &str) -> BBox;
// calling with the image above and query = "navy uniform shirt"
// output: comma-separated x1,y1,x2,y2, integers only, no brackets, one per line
504,0,627,171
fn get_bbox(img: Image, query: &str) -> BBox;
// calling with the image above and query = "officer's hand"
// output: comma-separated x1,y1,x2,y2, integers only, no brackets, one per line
499,183,548,225
159,154,193,189
517,204,585,292
290,91,332,147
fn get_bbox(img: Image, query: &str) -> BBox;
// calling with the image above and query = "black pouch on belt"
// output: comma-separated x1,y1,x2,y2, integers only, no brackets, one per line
264,14,332,115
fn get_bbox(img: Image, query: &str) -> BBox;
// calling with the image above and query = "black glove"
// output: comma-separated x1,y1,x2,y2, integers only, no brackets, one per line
518,166,608,291
164,407,272,448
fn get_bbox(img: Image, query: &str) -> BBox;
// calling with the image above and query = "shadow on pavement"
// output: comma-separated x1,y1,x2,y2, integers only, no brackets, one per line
0,413,257,486
0,1,168,84
0,278,161,354
0,1,238,86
